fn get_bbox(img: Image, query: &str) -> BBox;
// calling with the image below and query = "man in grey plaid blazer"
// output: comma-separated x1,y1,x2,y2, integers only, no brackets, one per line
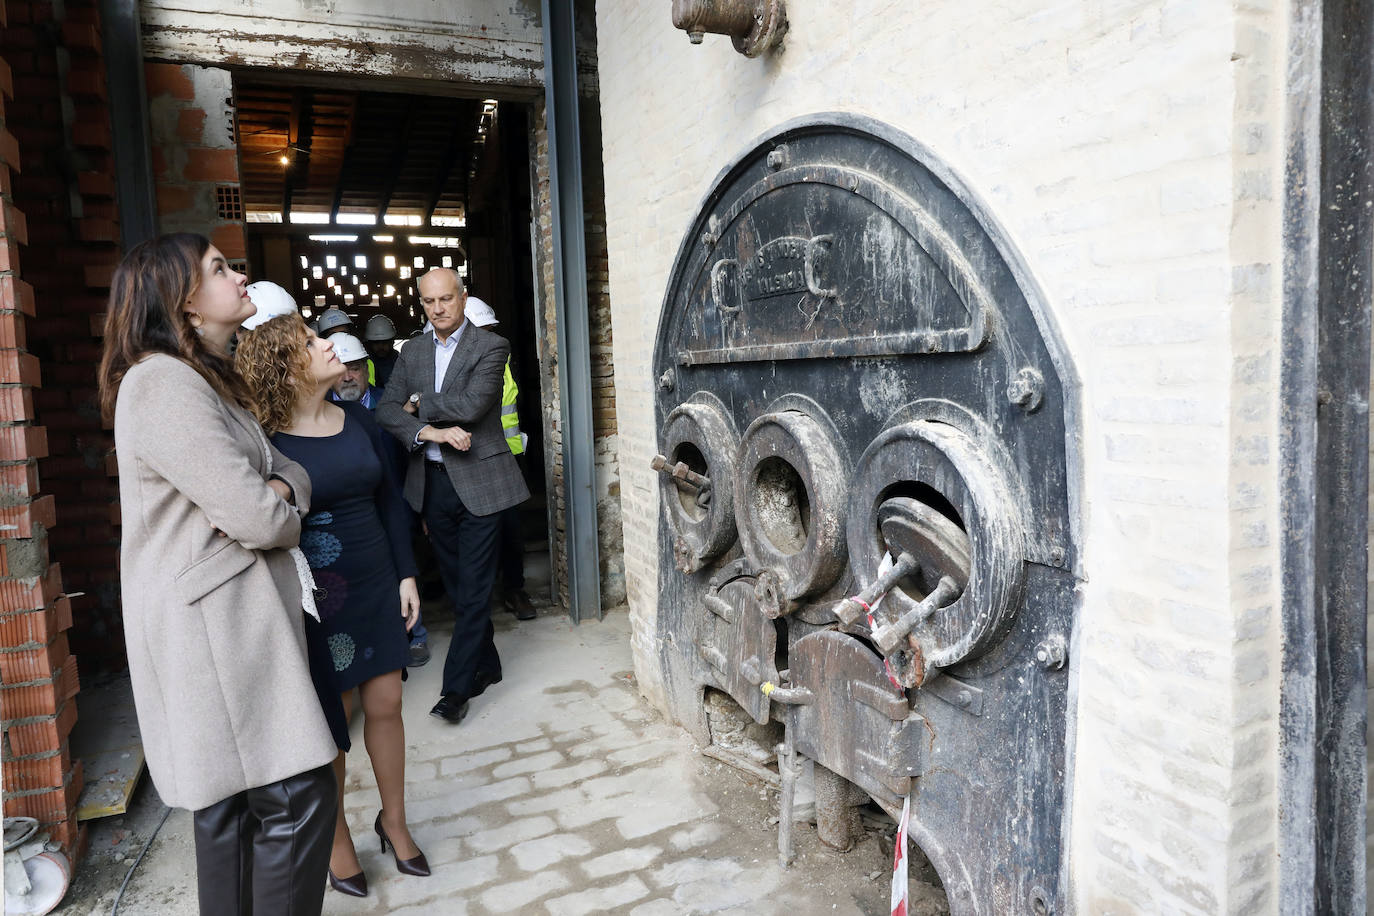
377,268,530,723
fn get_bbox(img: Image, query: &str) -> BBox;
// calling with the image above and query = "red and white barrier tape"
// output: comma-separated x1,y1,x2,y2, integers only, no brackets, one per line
891,793,911,916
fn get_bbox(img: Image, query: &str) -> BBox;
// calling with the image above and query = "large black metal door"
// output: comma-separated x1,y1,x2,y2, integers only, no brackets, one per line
651,115,1082,915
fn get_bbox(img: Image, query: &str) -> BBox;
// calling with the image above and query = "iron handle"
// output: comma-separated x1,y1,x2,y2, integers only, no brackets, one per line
651,454,711,490
760,680,814,705
871,576,960,655
703,593,737,623
710,258,743,316
803,234,837,299
834,551,920,626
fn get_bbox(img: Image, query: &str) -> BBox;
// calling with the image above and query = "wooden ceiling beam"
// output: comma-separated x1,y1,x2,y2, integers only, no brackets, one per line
375,99,418,218
423,108,468,224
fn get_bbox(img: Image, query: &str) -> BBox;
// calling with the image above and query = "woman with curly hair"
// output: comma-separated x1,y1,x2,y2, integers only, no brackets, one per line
235,313,428,897
98,234,338,915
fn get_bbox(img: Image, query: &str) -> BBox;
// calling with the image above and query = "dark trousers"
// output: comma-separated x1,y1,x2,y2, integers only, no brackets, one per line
191,762,336,916
422,462,502,699
497,502,525,591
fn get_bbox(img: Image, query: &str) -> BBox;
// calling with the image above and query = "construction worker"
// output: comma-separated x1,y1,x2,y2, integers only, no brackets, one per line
363,314,400,391
328,333,381,409
463,296,535,620
316,307,354,339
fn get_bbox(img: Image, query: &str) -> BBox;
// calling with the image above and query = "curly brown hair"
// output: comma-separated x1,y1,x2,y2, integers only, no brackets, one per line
233,313,314,434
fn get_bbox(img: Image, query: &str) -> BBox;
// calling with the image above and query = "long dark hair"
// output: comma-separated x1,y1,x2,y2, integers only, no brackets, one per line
97,233,248,421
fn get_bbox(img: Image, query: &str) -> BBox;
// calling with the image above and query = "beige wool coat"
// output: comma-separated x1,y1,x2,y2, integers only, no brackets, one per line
114,355,337,811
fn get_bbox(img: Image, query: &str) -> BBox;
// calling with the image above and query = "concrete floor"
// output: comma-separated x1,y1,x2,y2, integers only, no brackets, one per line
55,607,948,915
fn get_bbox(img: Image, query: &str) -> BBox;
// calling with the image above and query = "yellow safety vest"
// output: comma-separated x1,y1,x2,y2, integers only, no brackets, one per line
501,359,524,455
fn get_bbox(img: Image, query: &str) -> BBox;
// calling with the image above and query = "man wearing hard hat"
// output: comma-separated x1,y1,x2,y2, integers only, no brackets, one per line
329,332,380,409
316,307,355,338
363,314,400,391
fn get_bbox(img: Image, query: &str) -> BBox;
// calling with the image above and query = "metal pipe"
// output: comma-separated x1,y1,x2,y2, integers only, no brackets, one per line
671,0,755,43
775,715,804,867
669,0,787,57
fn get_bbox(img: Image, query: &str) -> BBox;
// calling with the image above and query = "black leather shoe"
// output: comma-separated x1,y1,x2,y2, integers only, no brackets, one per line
429,694,469,723
509,590,537,620
470,670,503,699
328,869,368,897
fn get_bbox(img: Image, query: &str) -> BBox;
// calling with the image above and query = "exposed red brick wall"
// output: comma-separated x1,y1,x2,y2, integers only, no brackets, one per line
1,0,126,857
146,63,245,259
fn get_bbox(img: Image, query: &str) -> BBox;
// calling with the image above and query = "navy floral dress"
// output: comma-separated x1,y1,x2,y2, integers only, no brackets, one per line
272,402,417,705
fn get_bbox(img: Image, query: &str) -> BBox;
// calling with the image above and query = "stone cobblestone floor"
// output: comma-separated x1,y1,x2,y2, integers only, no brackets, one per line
60,608,948,915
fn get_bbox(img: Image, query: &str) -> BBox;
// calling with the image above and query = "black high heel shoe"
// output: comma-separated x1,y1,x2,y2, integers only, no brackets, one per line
327,869,368,897
375,811,430,877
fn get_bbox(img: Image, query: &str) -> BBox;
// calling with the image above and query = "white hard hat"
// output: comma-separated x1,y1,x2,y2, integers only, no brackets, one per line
464,296,498,328
364,314,397,341
242,281,299,330
317,307,354,334
330,332,367,363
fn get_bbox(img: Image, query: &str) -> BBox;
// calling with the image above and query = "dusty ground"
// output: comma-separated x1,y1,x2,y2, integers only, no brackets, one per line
52,606,947,915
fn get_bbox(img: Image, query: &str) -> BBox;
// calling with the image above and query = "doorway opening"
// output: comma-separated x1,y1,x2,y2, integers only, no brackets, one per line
231,77,551,605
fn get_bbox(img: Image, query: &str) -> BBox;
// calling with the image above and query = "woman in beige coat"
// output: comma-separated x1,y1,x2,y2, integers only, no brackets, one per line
98,233,341,916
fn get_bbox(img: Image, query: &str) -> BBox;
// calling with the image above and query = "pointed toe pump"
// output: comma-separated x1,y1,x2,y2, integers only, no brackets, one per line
375,812,430,877
327,869,368,897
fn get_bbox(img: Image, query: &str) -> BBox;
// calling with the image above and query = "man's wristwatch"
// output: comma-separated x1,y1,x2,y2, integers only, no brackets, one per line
408,392,421,406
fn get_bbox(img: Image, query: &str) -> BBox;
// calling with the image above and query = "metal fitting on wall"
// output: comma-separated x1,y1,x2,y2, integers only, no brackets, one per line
670,0,787,58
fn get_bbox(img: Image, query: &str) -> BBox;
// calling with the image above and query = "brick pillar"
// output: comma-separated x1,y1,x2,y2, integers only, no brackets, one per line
4,0,124,682
146,63,244,259
0,0,85,856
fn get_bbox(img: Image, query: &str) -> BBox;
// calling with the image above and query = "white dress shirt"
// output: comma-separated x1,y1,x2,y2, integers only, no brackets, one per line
423,320,467,462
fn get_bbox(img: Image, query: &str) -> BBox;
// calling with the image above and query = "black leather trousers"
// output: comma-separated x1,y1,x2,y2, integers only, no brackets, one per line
191,763,337,916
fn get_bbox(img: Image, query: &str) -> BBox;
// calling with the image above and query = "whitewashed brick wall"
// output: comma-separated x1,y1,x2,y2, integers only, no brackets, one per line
594,1,1287,911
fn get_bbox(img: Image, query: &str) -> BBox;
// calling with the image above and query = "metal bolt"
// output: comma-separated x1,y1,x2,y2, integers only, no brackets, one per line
1008,367,1045,411
675,538,697,573
686,29,705,43
700,215,722,249
658,368,676,391
766,145,789,171
1034,635,1068,670
1049,546,1065,565
1030,886,1053,915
